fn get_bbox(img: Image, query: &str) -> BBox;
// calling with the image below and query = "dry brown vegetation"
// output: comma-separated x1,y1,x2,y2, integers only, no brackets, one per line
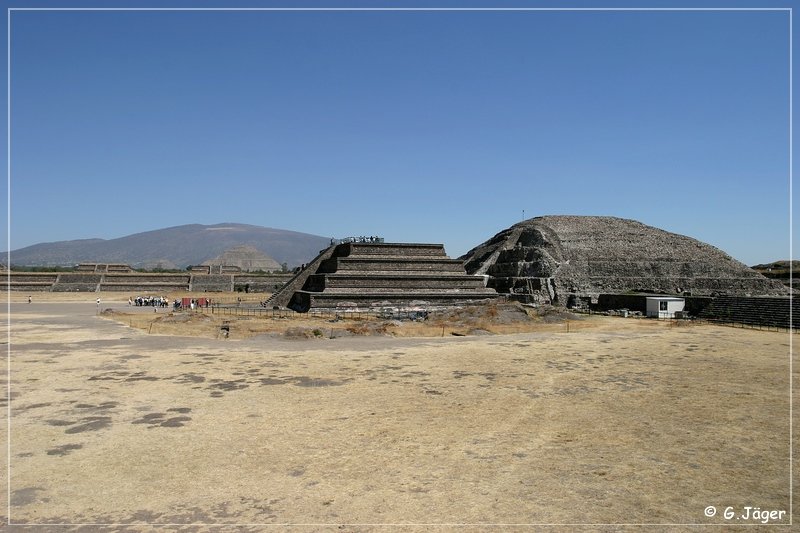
99,297,589,341
2,292,796,530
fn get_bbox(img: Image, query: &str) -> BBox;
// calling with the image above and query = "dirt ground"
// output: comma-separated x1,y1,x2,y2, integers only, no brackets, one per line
1,292,796,531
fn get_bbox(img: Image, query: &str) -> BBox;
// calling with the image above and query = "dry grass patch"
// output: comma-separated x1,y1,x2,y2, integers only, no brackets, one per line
101,301,587,340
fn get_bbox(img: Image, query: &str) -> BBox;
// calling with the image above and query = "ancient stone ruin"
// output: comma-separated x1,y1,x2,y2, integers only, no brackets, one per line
7,269,292,293
201,245,281,273
461,215,788,305
76,263,133,273
268,242,498,312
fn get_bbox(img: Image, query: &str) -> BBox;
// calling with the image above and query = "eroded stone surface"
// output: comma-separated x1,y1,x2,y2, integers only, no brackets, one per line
462,215,788,303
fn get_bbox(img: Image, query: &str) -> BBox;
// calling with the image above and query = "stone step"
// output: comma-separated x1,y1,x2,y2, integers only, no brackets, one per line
315,287,496,294
321,270,469,277
7,283,55,293
305,273,486,291
7,274,59,282
103,276,191,283
335,243,447,258
55,274,103,283
101,281,190,287
99,283,190,291
321,258,466,273
8,272,293,293
281,241,499,312
51,283,100,292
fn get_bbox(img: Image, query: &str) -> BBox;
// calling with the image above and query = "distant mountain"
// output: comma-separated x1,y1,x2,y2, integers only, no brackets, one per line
9,223,331,269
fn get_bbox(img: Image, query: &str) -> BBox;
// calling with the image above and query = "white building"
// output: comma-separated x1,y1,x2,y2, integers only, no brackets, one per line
645,297,686,319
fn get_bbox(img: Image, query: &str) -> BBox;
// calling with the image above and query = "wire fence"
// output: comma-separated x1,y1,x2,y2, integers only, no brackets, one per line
700,318,797,333
558,308,797,332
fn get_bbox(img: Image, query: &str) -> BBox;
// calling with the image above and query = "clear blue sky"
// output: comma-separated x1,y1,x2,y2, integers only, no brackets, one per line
3,2,794,265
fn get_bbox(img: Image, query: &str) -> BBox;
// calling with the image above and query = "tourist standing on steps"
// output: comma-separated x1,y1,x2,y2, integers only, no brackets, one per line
28,295,31,304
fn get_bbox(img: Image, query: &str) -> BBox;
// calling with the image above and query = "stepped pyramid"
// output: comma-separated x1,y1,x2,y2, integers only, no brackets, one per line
462,215,788,304
201,245,281,272
270,242,498,312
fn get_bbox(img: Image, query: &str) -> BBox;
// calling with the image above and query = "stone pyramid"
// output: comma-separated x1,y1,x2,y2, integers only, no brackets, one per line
202,245,281,272
461,215,788,304
269,242,498,311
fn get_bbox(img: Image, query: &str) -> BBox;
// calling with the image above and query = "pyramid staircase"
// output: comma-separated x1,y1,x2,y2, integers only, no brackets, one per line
271,242,498,312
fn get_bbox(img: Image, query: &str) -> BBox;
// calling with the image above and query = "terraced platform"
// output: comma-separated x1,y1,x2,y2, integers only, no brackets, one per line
6,271,292,294
273,242,498,312
462,215,789,304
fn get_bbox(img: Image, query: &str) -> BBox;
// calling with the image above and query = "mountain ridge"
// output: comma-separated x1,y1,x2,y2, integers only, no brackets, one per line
9,223,331,269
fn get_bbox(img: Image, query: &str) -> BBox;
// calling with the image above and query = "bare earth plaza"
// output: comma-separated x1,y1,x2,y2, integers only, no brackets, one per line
1,289,794,529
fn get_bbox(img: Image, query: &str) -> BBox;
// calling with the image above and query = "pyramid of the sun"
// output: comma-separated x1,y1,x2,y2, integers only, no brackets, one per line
201,245,281,272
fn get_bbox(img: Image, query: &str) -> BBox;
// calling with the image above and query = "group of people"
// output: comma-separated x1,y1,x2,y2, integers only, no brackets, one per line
129,296,170,308
331,236,384,245
128,296,212,310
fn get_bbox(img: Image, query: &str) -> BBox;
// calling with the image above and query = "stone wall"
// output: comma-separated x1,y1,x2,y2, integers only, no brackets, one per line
102,274,191,283
98,284,188,293
334,243,446,257
292,291,499,311
7,273,59,291
699,296,798,329
7,271,291,294
76,263,132,273
321,258,467,274
307,274,487,291
233,274,293,293
51,273,102,292
190,275,233,292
